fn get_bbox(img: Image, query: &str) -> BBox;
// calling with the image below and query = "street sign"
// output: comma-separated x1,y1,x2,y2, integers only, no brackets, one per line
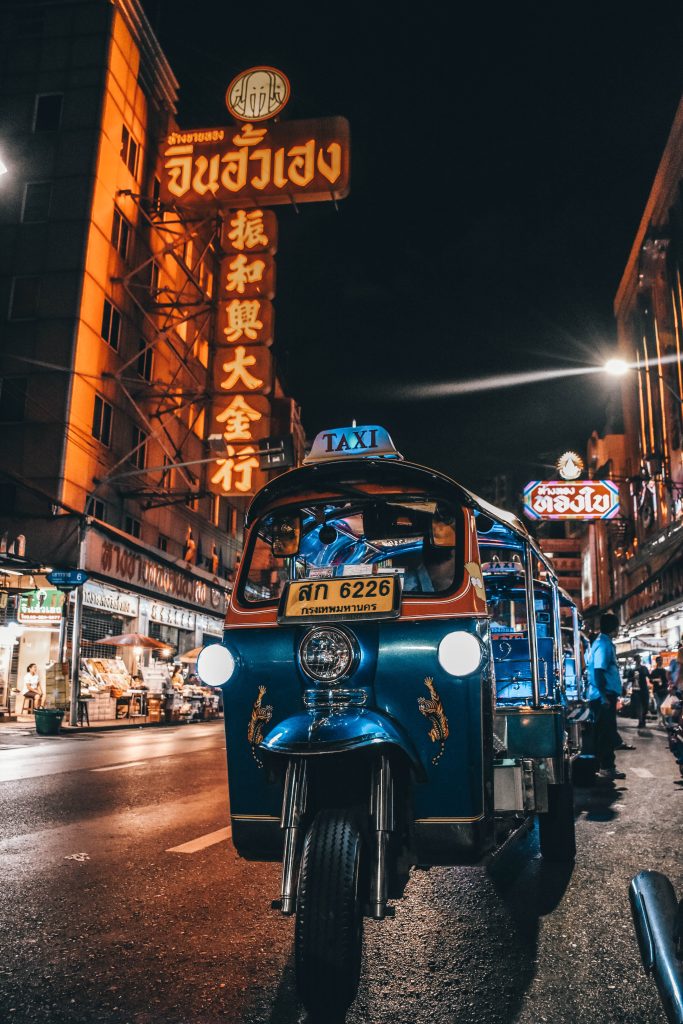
259,435,295,470
523,480,620,521
46,569,89,587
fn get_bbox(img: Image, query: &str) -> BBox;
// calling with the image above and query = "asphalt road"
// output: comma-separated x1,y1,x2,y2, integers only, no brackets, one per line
0,716,680,1024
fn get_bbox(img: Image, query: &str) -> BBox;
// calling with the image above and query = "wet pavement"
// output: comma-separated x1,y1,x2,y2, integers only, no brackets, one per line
0,715,680,1023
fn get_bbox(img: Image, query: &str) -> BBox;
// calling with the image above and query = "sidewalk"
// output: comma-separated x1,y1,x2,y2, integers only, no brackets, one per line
0,711,223,738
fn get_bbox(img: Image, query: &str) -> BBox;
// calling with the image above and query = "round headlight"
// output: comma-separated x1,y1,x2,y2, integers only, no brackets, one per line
299,627,356,683
196,643,236,687
438,631,483,677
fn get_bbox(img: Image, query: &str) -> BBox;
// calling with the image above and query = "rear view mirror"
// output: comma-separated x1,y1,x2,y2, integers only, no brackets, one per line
271,514,301,557
363,503,426,542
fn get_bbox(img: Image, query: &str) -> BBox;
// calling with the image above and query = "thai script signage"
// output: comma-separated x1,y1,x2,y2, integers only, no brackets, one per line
160,118,350,209
82,583,139,618
523,480,621,521
18,588,64,626
84,531,227,614
148,602,196,631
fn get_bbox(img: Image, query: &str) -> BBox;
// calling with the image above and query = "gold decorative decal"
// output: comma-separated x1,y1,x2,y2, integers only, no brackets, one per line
418,677,449,766
465,561,487,606
247,685,273,747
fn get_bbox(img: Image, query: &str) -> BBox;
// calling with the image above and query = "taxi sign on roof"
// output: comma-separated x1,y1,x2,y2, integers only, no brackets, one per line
303,426,402,464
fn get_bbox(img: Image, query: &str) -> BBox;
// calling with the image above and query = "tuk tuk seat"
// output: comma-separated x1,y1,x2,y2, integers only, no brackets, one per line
492,636,555,703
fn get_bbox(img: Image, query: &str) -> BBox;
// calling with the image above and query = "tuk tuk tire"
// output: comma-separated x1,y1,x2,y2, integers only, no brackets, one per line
295,808,364,1015
538,781,576,863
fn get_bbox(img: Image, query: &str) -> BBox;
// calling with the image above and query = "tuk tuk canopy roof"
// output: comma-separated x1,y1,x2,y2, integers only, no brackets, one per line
246,458,553,577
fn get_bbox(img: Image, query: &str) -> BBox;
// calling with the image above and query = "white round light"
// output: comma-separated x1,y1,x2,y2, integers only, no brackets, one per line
604,358,629,377
437,631,483,676
196,644,236,687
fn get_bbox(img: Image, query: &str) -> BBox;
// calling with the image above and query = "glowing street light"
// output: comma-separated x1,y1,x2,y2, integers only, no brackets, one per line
0,159,7,176
604,358,630,376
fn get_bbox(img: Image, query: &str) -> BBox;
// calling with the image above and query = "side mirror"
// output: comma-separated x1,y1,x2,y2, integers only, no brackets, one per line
629,871,683,1023
270,514,301,557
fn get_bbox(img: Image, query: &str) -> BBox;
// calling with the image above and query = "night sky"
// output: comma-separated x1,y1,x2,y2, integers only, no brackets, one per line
143,1,682,501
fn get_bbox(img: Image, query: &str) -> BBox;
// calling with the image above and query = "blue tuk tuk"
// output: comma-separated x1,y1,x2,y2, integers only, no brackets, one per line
197,426,577,1015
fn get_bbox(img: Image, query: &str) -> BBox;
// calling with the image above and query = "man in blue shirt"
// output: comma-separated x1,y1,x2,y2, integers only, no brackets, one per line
587,612,625,779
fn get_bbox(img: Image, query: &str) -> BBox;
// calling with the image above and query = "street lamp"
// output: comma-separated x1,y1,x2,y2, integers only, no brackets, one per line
604,358,630,377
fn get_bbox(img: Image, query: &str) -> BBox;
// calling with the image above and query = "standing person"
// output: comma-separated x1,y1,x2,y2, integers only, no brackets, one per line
633,654,652,729
21,663,43,711
587,612,625,780
650,655,670,722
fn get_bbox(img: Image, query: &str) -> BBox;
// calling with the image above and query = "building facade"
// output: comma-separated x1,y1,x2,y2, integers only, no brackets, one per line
0,0,304,717
581,95,683,657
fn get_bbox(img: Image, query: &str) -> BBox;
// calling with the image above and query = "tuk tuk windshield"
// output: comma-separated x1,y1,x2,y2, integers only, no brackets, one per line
241,495,463,604
486,584,554,638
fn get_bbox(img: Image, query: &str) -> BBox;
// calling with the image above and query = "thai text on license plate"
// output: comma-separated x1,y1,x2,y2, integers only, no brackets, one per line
278,575,401,623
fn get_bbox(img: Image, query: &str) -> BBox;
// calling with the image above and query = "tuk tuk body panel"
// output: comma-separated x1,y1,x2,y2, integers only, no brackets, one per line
221,616,495,862
494,705,565,759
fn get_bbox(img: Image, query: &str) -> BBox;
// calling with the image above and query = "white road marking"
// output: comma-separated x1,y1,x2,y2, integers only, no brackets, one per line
166,826,232,854
631,767,654,778
64,852,90,862
90,761,147,773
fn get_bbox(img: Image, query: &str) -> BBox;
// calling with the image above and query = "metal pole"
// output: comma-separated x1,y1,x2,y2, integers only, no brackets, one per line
572,605,583,702
68,521,87,726
551,581,562,699
524,543,541,708
57,589,70,665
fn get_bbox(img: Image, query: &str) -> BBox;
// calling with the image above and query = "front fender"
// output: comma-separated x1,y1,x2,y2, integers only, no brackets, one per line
261,708,425,778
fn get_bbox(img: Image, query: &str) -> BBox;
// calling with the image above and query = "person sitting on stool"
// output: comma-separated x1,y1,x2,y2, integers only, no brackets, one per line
21,663,43,712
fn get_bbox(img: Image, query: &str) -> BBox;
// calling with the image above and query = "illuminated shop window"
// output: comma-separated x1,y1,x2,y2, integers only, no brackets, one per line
33,93,62,132
92,395,113,446
101,298,121,350
22,182,52,223
111,209,130,260
120,124,139,178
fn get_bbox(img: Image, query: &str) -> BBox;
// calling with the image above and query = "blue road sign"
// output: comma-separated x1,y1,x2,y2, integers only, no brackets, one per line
46,569,89,587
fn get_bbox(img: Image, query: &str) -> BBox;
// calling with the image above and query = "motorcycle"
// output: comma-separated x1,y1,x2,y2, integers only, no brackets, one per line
197,424,577,1015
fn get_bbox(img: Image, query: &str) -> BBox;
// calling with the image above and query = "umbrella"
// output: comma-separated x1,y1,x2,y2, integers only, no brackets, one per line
95,632,169,649
179,646,203,663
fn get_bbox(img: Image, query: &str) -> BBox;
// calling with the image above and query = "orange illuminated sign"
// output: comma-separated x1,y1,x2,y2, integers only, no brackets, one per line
221,209,278,254
216,297,274,346
226,66,290,122
221,253,276,299
207,395,271,496
161,117,350,209
212,345,272,395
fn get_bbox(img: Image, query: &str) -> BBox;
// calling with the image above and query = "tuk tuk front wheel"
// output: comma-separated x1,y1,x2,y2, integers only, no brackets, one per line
539,781,576,862
295,808,364,1015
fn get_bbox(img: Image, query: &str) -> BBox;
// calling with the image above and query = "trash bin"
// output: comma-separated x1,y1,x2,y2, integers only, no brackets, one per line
34,709,64,736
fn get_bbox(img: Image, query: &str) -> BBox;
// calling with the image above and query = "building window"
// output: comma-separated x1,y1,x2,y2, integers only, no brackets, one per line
137,339,153,381
22,182,52,223
210,494,221,527
33,93,63,132
8,277,40,320
111,209,130,260
92,395,113,446
186,493,199,512
157,533,168,552
85,496,106,521
0,378,28,422
130,426,147,469
101,298,121,350
160,456,174,489
120,124,139,178
152,176,161,209
124,515,141,539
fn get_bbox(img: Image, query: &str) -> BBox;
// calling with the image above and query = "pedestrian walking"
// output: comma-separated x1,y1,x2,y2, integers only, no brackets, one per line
633,654,652,729
650,655,669,722
586,612,625,780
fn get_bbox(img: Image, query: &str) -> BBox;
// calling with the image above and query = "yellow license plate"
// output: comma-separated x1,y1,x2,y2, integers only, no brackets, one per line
278,575,401,623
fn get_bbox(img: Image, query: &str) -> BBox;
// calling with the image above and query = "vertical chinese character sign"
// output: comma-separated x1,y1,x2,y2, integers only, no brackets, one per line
158,67,350,495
